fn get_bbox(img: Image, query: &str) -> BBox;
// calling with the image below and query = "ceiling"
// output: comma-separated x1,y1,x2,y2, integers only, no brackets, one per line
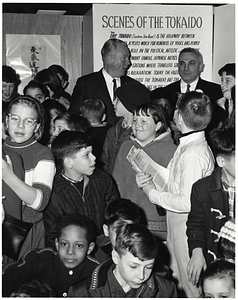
2,3,93,16
2,3,226,16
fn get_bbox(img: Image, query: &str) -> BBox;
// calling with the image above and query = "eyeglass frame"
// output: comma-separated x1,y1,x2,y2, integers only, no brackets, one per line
7,113,38,127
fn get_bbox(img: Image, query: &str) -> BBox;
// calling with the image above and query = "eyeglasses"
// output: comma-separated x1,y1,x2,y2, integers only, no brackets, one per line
8,113,37,127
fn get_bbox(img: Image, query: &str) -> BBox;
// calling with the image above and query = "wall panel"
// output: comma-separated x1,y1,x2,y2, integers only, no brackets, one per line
2,13,83,95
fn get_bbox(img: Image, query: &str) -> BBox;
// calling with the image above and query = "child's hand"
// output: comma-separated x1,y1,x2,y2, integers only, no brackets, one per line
187,248,207,285
136,173,155,197
2,155,13,179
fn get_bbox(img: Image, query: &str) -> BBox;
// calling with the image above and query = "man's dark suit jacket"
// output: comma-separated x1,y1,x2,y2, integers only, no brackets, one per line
69,69,137,125
151,77,223,110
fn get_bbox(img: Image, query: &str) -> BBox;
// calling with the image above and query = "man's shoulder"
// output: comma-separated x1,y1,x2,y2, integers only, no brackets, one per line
121,74,138,84
77,69,103,81
198,77,220,88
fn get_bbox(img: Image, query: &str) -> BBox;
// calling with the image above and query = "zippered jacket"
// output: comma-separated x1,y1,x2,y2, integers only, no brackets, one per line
44,168,119,250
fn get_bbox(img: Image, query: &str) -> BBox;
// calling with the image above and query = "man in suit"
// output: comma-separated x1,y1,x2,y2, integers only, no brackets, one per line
69,38,138,125
151,47,223,116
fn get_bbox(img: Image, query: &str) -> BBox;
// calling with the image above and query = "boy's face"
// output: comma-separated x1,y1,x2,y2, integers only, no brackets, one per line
52,119,70,138
25,87,46,103
2,81,15,101
69,146,96,177
112,250,155,292
203,277,235,298
220,71,235,99
55,225,94,269
132,112,161,146
103,220,133,248
113,98,130,117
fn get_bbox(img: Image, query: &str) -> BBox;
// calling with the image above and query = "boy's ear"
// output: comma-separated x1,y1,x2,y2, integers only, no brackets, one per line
112,249,119,265
103,224,109,237
87,242,95,255
155,121,162,132
102,113,106,122
64,157,73,169
216,155,225,168
55,238,59,251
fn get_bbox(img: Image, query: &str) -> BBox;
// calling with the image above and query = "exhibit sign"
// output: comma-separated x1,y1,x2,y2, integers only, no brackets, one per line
92,4,213,90
6,34,61,94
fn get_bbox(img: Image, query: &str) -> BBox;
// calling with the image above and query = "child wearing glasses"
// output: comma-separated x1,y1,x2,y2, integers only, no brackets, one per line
2,95,56,258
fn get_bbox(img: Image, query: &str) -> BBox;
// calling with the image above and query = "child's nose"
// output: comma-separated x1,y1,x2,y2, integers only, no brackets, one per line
137,268,145,280
67,246,75,255
17,119,25,128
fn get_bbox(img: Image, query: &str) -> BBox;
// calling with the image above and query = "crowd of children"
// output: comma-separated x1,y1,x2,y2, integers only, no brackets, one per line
2,52,235,298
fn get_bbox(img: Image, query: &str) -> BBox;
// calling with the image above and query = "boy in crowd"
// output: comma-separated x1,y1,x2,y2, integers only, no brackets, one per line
2,214,100,297
43,131,119,249
136,91,215,297
186,127,235,286
68,223,177,297
93,198,142,262
79,98,111,167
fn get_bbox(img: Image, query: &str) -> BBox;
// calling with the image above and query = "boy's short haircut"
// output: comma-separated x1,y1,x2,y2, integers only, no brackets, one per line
54,112,90,133
51,131,93,171
10,280,55,297
23,80,50,98
134,103,169,136
201,260,235,289
56,213,96,244
177,91,212,130
79,99,106,124
104,198,141,226
115,223,158,261
210,128,235,157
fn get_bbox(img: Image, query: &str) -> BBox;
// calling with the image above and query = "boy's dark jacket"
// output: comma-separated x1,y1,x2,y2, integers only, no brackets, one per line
68,258,178,298
2,248,99,297
44,168,119,250
186,167,230,265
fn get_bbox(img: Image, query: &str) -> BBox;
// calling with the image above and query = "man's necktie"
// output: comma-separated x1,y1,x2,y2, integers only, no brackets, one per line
113,79,117,101
186,84,191,93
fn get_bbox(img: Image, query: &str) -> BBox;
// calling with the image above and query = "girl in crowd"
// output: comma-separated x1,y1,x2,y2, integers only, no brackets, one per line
40,99,67,146
113,103,177,240
23,80,49,103
34,68,70,110
2,96,56,257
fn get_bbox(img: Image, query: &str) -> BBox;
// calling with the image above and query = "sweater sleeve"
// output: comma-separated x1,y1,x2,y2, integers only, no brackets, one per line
25,159,56,211
186,182,207,257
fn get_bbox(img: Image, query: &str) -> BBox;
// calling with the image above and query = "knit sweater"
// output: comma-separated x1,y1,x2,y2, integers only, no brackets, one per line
3,136,56,223
112,131,177,235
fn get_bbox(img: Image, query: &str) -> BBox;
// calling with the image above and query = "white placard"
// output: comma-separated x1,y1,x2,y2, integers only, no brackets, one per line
93,4,213,91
